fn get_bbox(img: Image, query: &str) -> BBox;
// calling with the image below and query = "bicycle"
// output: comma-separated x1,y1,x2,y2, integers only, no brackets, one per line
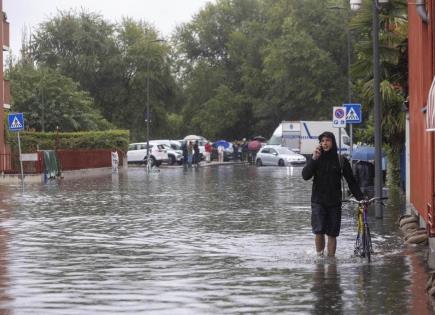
348,197,388,262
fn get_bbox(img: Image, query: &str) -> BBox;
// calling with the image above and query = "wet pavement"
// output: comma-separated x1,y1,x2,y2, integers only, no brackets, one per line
0,165,432,314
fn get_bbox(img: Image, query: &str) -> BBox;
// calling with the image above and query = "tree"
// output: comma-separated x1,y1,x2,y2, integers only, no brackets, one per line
350,0,407,185
9,64,113,132
28,10,181,141
173,0,351,139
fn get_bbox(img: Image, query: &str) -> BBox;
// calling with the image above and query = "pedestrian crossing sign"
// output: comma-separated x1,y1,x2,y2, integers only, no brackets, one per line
8,113,24,132
344,104,362,124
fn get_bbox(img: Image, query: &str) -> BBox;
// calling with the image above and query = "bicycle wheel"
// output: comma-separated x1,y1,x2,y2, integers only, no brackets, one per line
354,210,363,257
363,224,371,263
354,234,361,256
366,224,374,254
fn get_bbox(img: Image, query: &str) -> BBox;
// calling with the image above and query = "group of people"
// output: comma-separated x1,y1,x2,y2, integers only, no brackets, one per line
181,140,201,167
302,131,379,258
179,138,259,166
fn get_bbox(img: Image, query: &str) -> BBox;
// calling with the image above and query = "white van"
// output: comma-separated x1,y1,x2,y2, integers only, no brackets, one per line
269,121,351,155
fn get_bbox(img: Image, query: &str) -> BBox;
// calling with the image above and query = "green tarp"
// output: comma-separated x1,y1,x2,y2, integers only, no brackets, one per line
43,150,60,179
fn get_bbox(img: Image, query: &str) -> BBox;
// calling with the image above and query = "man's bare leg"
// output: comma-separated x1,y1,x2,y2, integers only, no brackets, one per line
315,234,325,256
327,236,337,257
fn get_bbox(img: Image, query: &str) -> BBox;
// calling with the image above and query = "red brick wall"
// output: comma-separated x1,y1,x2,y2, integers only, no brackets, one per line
408,0,435,228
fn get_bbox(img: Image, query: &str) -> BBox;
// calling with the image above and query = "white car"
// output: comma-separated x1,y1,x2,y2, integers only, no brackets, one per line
255,145,306,166
127,142,168,166
149,140,183,165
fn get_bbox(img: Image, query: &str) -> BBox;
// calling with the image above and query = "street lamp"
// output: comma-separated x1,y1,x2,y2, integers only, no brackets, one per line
329,5,353,156
145,38,166,173
350,0,388,218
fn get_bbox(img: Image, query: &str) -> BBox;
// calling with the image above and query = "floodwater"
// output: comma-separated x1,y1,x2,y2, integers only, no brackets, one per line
0,165,432,314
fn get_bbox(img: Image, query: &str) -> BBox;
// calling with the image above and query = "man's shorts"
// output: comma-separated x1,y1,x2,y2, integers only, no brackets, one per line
311,203,342,237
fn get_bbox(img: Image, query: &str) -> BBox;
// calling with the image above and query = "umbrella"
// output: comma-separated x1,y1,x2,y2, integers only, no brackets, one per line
184,135,204,141
351,146,384,161
212,140,230,149
252,135,266,142
248,140,262,152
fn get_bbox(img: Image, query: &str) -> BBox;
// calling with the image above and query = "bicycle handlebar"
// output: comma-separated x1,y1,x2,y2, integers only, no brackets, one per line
344,197,388,205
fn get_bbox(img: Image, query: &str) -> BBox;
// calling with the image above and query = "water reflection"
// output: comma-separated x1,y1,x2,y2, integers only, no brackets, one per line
0,190,11,315
311,262,343,314
0,165,431,314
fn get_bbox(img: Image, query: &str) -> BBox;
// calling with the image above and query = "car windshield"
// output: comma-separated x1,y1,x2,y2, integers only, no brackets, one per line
275,147,295,155
170,142,181,150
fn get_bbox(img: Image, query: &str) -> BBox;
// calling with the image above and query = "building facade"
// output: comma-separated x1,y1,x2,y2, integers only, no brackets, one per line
0,0,10,171
407,1,435,233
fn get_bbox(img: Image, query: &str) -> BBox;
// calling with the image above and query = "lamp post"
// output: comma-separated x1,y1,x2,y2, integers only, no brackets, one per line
350,0,387,218
329,5,353,156
145,39,166,173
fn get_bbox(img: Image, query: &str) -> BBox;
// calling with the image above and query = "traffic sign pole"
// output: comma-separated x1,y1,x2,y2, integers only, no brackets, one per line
333,106,347,199
8,113,25,186
17,132,24,185
344,103,362,159
350,125,353,157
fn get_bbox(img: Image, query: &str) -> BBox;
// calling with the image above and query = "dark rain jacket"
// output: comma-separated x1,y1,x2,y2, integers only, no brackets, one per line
302,132,363,207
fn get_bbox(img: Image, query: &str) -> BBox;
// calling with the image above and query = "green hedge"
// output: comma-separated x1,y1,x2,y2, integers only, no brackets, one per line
7,130,130,153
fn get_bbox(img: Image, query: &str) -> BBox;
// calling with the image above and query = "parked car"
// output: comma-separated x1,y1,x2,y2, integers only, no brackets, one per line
149,140,183,165
255,145,306,166
127,142,168,166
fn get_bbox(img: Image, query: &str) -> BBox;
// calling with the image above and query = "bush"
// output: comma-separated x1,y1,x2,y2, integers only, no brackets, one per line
7,130,130,153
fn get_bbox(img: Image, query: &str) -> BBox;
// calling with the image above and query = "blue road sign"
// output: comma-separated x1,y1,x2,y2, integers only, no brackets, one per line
8,113,24,132
344,103,362,124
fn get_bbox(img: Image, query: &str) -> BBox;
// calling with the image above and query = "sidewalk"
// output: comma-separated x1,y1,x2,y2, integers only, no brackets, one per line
160,160,249,168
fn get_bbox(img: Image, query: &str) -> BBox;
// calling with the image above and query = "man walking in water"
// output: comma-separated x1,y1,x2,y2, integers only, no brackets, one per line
302,131,363,257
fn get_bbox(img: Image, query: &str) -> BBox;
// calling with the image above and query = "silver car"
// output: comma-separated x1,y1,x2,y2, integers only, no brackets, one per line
256,145,306,166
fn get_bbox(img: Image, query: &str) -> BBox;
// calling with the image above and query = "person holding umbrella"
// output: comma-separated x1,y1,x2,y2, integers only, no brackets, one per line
193,140,200,167
217,144,224,163
187,141,193,167
353,160,375,198
351,146,383,196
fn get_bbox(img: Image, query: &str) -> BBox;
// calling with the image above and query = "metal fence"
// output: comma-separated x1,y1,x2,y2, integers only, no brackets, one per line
5,149,125,174
56,149,112,170
0,153,12,172
8,151,43,174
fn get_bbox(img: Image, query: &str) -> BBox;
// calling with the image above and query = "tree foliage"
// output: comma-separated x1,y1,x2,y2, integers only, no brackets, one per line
9,64,113,132
173,0,351,139
25,10,181,141
9,0,408,157
350,0,408,184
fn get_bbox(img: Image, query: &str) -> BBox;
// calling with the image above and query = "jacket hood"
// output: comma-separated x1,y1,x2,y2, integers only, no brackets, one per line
318,131,338,152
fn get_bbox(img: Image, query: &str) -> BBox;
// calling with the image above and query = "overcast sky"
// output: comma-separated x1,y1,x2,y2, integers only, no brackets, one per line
4,0,212,55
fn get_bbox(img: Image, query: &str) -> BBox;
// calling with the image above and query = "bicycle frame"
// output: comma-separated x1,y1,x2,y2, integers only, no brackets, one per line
348,197,387,262
354,203,372,261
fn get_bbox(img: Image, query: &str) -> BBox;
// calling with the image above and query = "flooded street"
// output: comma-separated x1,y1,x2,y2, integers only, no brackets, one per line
0,165,432,314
